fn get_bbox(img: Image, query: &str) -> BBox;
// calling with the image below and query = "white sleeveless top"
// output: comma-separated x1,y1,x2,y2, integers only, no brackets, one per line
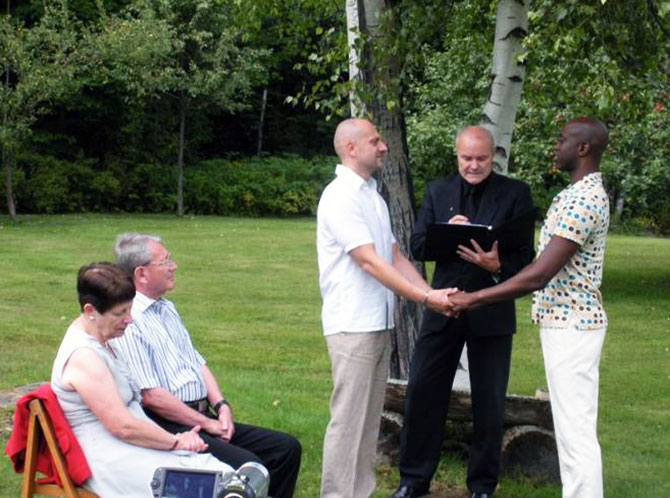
51,323,231,498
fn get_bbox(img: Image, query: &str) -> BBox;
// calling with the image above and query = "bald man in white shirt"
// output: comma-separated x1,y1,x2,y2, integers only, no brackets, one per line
317,118,454,498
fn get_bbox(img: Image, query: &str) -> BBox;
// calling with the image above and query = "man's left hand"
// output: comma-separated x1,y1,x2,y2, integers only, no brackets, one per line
457,239,501,274
217,405,235,442
447,291,478,312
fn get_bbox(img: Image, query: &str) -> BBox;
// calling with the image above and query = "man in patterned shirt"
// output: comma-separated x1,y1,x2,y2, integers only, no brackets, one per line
111,233,301,498
448,117,610,498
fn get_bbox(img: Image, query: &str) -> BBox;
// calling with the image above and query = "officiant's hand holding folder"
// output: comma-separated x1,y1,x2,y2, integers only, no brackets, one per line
423,208,537,261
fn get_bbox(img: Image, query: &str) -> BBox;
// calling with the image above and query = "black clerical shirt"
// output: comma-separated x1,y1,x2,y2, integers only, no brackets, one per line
459,174,491,220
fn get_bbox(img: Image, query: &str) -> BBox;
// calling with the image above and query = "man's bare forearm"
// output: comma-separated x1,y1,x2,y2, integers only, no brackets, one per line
392,250,431,292
141,387,212,427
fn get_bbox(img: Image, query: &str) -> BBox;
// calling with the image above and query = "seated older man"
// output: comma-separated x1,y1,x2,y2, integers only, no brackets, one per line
111,233,301,498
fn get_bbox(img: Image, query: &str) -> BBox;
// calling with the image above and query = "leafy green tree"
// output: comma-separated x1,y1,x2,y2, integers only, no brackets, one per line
233,0,343,154
122,0,268,216
1,0,85,219
518,0,670,223
407,0,670,230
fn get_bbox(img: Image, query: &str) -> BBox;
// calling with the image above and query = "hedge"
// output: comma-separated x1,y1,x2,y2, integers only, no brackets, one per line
8,153,335,217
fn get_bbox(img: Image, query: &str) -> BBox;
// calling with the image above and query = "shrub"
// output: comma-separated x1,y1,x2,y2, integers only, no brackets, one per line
113,161,178,213
6,153,335,216
16,153,97,213
183,155,333,216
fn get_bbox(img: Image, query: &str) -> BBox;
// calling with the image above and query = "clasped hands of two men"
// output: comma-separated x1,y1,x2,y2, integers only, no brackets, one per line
422,214,497,316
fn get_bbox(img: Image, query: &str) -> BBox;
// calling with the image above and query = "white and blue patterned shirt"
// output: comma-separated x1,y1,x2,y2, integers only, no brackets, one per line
111,291,208,402
531,173,609,330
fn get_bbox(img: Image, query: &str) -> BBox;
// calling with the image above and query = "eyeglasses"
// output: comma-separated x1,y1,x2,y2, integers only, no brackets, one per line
147,254,176,268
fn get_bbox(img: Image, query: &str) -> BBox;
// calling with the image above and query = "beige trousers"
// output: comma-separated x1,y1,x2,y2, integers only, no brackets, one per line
321,331,391,498
541,325,607,498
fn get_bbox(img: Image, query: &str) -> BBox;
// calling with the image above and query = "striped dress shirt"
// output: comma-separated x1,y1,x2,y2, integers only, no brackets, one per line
111,291,208,402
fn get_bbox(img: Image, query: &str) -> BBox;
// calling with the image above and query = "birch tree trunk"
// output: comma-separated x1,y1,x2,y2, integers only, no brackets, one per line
454,1,529,388
345,0,365,117
257,86,267,157
177,93,187,217
357,0,422,379
481,0,529,174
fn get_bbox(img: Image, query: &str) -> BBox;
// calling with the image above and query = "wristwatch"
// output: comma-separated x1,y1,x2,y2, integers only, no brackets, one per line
212,399,230,414
491,269,502,283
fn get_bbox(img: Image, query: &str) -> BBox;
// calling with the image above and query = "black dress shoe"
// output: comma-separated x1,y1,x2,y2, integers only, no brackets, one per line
389,485,428,498
471,493,492,498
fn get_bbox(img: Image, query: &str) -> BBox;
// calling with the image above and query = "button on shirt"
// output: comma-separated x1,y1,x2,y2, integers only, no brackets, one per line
111,291,207,402
317,164,396,335
532,173,609,330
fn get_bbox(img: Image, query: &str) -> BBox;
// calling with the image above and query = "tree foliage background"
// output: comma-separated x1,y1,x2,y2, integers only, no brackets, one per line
404,1,670,232
1,0,669,233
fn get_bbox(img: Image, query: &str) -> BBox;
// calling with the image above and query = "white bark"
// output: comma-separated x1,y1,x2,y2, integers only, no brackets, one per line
459,1,530,382
346,0,365,117
257,86,267,156
481,0,529,174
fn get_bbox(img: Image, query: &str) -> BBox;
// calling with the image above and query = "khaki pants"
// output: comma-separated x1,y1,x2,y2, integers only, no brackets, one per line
321,331,391,498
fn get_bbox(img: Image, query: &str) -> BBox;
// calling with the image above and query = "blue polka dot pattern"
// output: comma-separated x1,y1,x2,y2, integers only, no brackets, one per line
531,173,609,330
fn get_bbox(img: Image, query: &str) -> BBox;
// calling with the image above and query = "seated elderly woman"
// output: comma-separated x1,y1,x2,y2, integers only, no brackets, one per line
51,262,233,498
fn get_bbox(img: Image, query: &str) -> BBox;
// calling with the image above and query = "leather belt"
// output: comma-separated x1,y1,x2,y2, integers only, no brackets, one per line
184,398,208,413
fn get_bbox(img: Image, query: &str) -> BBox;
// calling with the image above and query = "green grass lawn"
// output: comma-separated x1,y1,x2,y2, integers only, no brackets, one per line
1,214,669,497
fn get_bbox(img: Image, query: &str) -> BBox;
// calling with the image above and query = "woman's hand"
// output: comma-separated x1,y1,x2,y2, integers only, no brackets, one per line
174,425,208,452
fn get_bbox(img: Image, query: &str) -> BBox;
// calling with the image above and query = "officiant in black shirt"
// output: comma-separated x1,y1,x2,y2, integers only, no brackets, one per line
389,126,535,498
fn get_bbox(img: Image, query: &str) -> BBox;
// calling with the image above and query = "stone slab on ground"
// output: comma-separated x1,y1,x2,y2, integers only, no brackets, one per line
0,382,44,411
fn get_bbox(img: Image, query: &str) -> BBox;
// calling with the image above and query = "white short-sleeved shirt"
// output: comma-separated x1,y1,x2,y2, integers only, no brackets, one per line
532,172,610,330
317,164,396,335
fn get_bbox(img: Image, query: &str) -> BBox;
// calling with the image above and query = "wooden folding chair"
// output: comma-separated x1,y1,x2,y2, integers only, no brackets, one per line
20,398,101,498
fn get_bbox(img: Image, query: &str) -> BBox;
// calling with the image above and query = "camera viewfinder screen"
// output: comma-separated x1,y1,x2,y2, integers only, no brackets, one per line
162,470,216,498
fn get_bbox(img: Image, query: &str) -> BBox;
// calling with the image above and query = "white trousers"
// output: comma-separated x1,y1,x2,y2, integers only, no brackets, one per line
321,331,391,498
540,325,607,498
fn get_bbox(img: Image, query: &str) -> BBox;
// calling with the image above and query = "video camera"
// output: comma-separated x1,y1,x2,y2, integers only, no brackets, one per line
150,462,270,498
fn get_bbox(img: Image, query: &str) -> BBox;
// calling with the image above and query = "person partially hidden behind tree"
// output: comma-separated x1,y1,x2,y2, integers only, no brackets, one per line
389,125,535,498
447,117,611,498
111,233,302,498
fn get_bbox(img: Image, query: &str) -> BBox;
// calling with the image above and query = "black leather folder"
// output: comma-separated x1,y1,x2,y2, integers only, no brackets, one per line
423,208,536,261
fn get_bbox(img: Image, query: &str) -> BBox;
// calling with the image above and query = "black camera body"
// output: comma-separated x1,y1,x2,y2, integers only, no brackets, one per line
151,462,270,498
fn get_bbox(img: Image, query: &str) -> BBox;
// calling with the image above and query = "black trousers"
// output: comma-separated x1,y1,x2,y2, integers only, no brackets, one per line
398,318,512,495
146,409,301,498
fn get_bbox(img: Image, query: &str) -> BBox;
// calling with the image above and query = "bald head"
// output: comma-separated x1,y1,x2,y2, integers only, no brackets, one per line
333,118,369,160
555,117,609,176
455,126,495,155
333,118,387,179
565,117,609,160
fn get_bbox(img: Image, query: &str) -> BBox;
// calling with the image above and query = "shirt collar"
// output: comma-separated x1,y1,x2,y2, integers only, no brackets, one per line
132,291,164,314
569,172,602,191
335,164,377,191
581,172,602,184
460,172,492,196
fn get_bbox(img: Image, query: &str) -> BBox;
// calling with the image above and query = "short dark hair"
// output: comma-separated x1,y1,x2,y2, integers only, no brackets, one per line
77,262,136,314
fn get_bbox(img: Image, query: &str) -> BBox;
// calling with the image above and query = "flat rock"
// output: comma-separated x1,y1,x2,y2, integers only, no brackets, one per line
0,382,45,411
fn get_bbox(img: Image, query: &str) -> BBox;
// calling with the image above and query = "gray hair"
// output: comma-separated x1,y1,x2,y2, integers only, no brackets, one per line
114,232,163,276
